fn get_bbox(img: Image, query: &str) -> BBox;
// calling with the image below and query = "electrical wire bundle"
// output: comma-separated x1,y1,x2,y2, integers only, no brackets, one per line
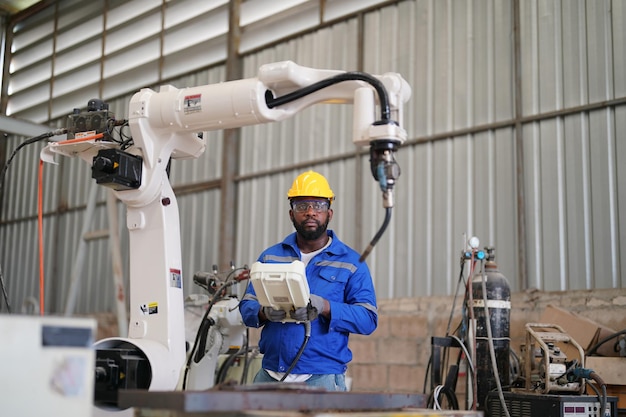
423,256,472,410
102,118,133,150
182,265,250,390
0,129,66,197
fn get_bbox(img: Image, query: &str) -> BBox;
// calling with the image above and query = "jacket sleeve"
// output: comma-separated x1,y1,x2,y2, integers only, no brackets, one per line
239,281,264,328
326,261,378,335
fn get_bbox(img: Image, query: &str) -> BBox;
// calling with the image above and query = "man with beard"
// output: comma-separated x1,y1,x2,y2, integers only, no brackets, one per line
239,170,378,391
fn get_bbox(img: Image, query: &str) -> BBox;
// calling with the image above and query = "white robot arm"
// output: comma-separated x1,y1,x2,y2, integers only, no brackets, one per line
41,61,411,409
43,61,410,206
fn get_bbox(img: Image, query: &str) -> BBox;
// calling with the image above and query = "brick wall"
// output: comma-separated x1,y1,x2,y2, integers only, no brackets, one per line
347,288,626,395
93,287,626,396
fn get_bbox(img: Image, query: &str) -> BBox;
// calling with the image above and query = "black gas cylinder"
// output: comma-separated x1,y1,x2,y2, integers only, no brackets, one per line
471,248,511,410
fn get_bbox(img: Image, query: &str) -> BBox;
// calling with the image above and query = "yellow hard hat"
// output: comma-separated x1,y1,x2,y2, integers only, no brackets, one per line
287,170,335,201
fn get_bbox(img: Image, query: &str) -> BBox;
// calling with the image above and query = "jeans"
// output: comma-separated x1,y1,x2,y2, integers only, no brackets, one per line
253,368,347,392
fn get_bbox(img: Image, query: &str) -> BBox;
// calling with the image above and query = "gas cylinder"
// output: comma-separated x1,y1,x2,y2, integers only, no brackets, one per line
471,247,511,410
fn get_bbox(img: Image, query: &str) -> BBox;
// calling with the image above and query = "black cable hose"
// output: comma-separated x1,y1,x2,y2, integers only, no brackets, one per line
359,207,392,262
445,262,466,337
0,263,10,314
589,371,608,417
586,381,606,417
0,130,62,196
243,347,261,382
423,262,469,400
279,321,311,382
586,328,626,357
239,328,250,384
182,268,244,390
427,385,459,410
425,350,462,409
265,72,397,264
279,336,310,382
216,344,246,384
423,356,432,395
215,344,261,386
193,317,215,363
265,71,392,122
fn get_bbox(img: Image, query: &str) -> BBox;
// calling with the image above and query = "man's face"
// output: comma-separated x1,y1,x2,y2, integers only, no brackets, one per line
289,198,333,241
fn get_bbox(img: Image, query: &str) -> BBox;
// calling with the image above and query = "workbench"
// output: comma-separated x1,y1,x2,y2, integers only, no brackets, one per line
119,384,483,417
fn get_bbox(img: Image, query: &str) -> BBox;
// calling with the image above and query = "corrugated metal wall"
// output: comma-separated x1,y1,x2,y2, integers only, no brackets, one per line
1,0,624,316
518,0,626,291
235,0,626,297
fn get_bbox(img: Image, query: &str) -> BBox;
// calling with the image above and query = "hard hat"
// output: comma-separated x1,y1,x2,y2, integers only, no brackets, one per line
287,170,335,201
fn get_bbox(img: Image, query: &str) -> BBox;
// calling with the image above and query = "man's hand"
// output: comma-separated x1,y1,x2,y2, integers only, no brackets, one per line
309,294,326,315
262,306,287,322
289,306,311,322
288,294,327,321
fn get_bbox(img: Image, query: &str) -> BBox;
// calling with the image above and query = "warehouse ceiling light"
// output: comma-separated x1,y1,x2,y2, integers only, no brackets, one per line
0,0,41,15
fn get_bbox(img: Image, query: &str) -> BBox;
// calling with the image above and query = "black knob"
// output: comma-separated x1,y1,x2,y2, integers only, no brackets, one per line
93,156,115,173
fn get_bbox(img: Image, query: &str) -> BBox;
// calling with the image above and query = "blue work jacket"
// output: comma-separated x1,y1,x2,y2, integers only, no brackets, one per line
239,230,378,375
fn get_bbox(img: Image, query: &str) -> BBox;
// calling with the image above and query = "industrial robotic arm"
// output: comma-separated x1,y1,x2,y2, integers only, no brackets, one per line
41,61,411,409
43,61,410,204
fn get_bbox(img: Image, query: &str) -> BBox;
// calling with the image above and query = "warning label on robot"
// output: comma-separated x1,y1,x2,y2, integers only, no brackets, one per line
183,94,201,114
75,130,97,139
140,302,158,315
170,268,182,288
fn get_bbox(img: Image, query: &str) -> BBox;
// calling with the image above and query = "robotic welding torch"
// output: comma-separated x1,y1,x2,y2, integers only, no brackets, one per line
265,70,404,262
